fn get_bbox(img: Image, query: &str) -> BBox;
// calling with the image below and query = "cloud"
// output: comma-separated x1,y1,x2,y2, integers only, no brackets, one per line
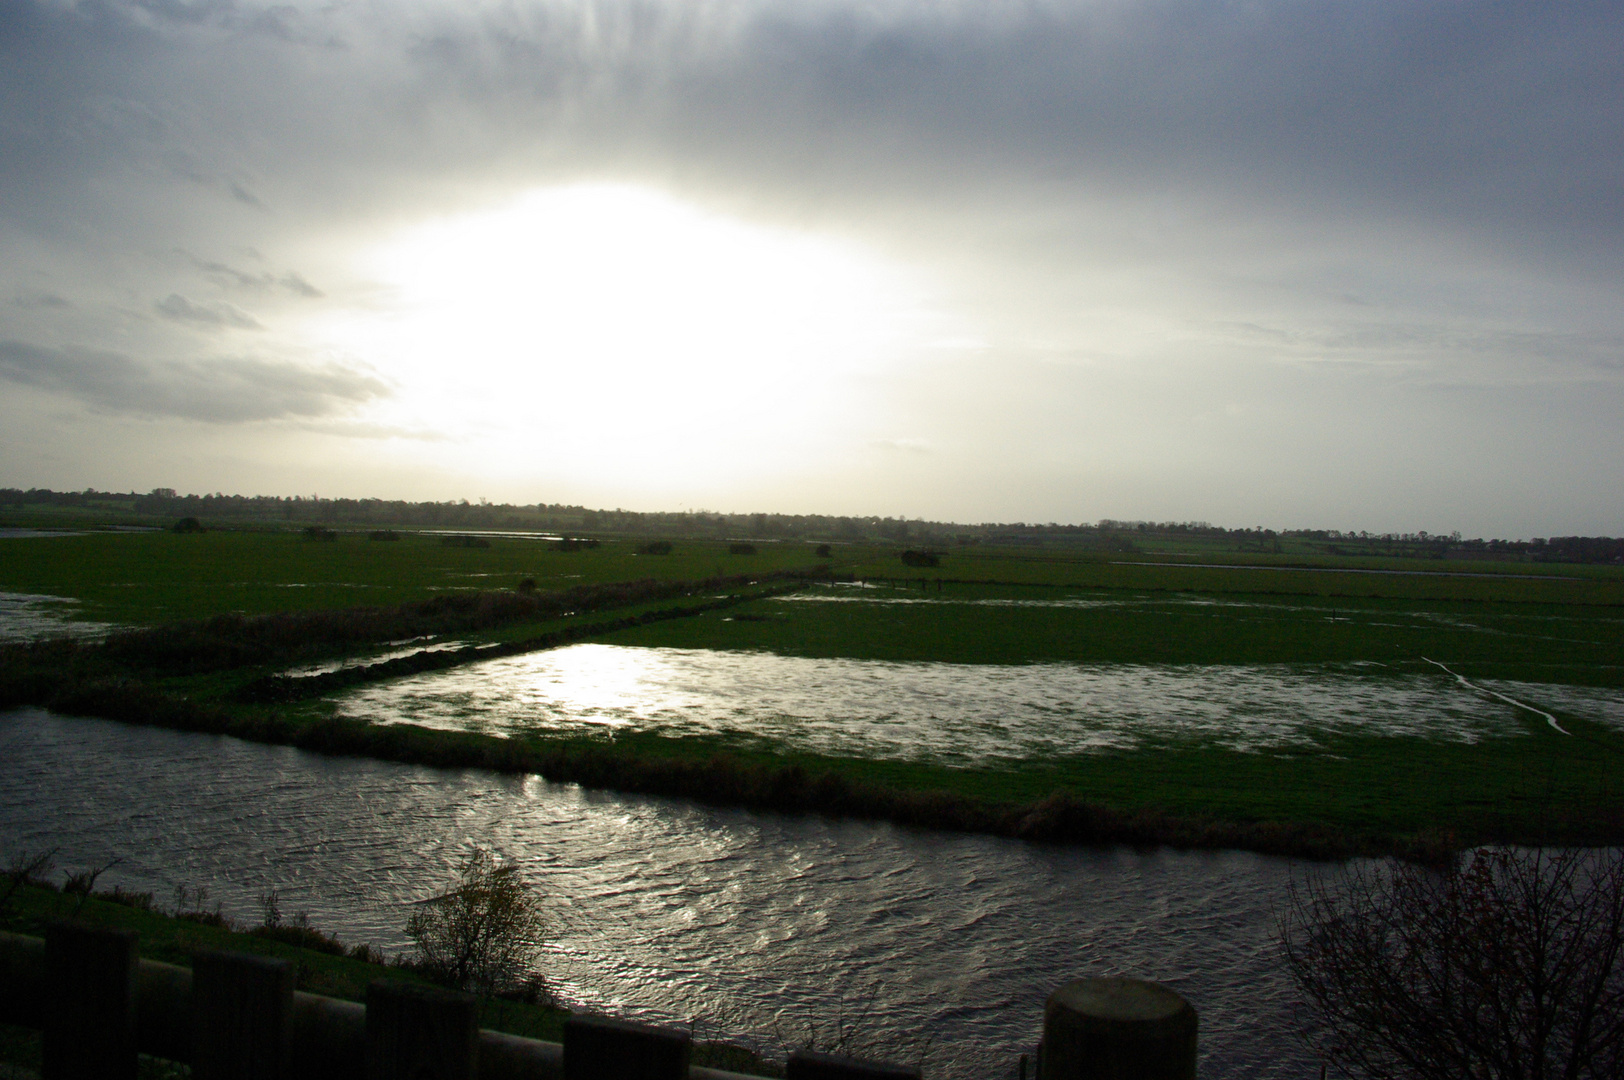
873,437,932,454
227,181,265,208
178,254,321,298
0,339,388,422
155,293,263,329
278,271,323,298
11,291,72,310
0,0,1620,531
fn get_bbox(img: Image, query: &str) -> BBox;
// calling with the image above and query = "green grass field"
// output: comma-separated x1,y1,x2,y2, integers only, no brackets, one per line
0,530,830,625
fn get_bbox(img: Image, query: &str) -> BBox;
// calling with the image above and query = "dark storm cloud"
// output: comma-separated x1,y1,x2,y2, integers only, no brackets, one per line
3,0,1618,260
0,339,388,422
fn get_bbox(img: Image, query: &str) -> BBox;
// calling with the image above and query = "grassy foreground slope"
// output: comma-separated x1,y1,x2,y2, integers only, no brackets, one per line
0,882,776,1077
2,527,1622,857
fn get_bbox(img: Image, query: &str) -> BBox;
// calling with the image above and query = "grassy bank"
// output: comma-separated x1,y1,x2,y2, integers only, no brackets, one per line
0,880,779,1077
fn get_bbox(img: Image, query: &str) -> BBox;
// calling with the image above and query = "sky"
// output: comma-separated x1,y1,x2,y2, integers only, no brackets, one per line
1,0,1620,537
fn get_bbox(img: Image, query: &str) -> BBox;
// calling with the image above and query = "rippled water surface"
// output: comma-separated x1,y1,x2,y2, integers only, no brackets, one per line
334,644,1613,763
1,708,1313,1079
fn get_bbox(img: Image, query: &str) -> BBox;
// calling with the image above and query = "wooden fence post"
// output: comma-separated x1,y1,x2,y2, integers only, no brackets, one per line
786,1048,923,1080
192,949,295,1080
366,980,479,1080
1039,978,1196,1080
44,920,139,1080
562,1013,690,1080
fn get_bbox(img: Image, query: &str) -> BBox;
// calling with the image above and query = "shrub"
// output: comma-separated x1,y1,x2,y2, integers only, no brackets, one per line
1281,847,1624,1080
900,550,940,567
440,534,491,548
172,517,205,534
303,526,338,542
250,922,346,955
639,541,674,555
368,530,401,541
552,537,599,551
99,885,156,912
405,849,548,998
728,543,757,555
814,544,832,558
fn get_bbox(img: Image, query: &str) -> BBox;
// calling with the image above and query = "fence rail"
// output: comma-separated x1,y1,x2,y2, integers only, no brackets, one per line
0,923,1197,1079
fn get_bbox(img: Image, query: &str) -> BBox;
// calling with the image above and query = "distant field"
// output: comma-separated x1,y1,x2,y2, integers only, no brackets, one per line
606,580,1624,687
0,530,830,625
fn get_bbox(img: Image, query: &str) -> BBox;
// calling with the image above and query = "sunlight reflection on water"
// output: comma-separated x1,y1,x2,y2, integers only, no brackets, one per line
332,644,1613,762
0,708,1315,1080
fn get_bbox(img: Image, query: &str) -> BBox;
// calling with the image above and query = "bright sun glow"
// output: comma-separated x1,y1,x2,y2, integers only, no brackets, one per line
308,184,944,490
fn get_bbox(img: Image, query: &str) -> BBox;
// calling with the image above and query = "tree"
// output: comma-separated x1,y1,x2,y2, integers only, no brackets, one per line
1281,847,1624,1080
405,849,548,998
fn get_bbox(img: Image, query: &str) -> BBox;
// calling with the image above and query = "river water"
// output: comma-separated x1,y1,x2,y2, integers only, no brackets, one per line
0,707,1315,1079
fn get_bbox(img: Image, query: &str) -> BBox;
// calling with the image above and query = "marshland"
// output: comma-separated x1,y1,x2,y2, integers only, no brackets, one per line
2,503,1621,1076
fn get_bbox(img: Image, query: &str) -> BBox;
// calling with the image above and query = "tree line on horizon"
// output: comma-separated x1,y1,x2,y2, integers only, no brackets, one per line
3,486,1621,563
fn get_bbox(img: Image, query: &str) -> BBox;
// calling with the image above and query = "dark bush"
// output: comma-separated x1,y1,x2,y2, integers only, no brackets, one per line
729,543,757,555
303,526,338,542
1282,847,1624,1080
515,577,538,592
250,922,347,955
639,541,674,555
368,530,400,541
441,534,491,548
172,517,205,534
552,537,599,551
814,544,832,558
900,550,940,567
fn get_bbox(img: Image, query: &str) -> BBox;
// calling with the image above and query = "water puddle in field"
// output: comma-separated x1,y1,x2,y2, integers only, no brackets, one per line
0,591,117,642
0,707,1316,1080
1482,680,1624,730
330,645,1614,763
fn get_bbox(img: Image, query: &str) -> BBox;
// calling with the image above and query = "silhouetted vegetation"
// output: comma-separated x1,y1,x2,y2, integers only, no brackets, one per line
303,525,337,542
405,848,549,999
729,543,758,555
171,516,204,534
441,534,491,548
899,550,939,568
552,537,599,551
1282,847,1624,1080
368,529,400,541
639,541,674,555
6,485,1624,564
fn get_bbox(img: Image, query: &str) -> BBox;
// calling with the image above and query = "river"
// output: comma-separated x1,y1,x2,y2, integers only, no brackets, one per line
0,706,1317,1078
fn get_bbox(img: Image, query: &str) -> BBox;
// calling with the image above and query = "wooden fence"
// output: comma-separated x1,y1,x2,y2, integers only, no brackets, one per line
0,922,1197,1080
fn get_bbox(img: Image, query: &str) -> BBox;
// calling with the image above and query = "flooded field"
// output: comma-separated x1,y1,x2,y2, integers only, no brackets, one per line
333,643,1617,764
0,707,1313,1080
0,591,116,642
